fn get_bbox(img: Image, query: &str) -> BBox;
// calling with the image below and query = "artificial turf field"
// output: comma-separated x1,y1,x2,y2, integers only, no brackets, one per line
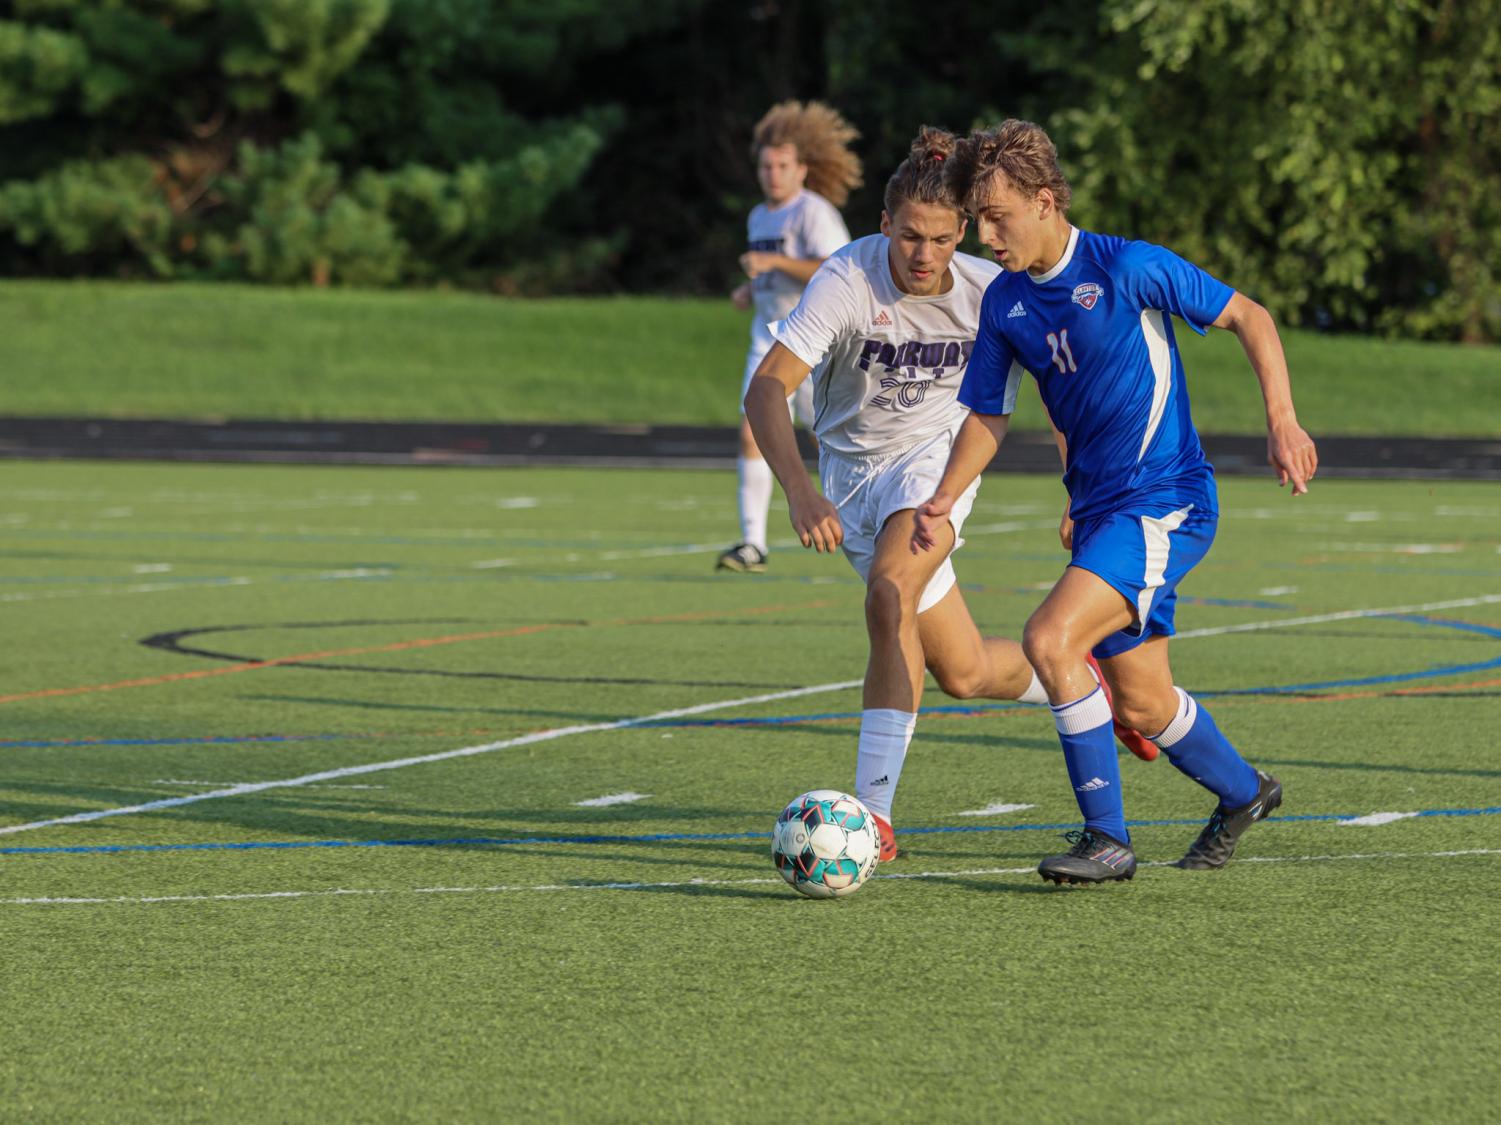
3,460,1499,1121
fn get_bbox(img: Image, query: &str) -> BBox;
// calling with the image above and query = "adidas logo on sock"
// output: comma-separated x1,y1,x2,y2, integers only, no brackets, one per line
869,774,890,786
1075,777,1110,792
1006,301,1026,319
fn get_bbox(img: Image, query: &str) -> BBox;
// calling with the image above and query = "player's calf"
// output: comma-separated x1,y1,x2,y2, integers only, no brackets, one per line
1085,654,1159,762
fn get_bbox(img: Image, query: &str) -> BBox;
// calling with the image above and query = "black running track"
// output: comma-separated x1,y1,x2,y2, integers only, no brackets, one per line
1,417,1498,479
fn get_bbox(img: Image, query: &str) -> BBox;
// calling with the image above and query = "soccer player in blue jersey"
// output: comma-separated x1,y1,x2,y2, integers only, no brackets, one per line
913,120,1318,884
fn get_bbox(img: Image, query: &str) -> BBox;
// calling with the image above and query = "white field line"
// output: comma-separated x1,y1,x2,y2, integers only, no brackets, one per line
0,567,402,604
1173,593,1501,639
5,848,1499,908
151,779,388,791
955,802,1036,818
574,792,651,807
960,519,1057,536
0,578,253,604
0,679,863,837
1317,542,1463,555
597,542,734,561
6,591,1499,837
1340,811,1421,827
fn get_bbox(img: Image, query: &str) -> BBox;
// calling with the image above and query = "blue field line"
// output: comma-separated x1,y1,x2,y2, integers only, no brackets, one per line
1383,614,1501,639
3,805,1499,858
1210,613,1501,695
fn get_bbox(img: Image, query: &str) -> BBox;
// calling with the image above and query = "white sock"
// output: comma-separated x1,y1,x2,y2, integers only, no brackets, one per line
855,708,917,821
1018,670,1049,705
737,456,773,553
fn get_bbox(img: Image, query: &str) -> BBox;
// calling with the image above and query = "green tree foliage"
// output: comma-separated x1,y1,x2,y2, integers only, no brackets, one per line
1049,0,1501,340
0,18,88,124
0,0,689,287
0,0,1496,340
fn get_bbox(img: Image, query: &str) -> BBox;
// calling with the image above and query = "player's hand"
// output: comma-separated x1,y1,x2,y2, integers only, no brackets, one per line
1268,420,1318,495
789,492,843,553
1059,497,1074,550
740,251,778,280
911,494,954,553
730,282,752,311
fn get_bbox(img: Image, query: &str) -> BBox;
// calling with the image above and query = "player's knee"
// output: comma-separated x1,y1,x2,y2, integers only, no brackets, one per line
864,573,916,633
1021,616,1068,674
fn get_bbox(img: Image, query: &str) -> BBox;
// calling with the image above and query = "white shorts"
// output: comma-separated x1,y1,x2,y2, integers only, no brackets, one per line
742,320,814,427
820,429,981,614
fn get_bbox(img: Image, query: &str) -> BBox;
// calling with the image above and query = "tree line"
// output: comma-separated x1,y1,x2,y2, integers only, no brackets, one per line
1,0,1496,341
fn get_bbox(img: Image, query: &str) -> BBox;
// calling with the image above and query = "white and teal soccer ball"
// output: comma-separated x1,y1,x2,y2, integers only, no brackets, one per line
772,789,880,899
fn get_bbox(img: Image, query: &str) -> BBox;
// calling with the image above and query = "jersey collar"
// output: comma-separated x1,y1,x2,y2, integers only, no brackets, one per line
1027,225,1078,285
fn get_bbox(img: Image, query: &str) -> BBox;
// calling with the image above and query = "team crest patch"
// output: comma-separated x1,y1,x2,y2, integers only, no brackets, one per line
1072,282,1104,310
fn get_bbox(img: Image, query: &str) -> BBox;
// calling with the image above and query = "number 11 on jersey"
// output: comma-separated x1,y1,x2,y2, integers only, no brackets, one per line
1047,329,1077,374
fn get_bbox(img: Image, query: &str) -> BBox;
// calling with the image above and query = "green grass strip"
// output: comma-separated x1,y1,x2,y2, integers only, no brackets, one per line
2,280,1497,435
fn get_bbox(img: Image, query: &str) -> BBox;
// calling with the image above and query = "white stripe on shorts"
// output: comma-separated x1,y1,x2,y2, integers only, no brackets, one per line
1137,505,1194,626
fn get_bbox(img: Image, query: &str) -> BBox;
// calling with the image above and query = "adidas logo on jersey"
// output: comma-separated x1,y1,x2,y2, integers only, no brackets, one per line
872,309,892,327
1006,301,1026,319
1075,777,1110,793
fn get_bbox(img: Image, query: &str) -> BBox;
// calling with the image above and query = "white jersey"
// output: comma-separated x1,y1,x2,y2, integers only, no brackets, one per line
747,190,850,325
770,235,1002,456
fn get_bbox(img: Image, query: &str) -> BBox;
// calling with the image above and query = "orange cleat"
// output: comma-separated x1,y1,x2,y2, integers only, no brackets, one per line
872,813,903,862
1085,653,1159,762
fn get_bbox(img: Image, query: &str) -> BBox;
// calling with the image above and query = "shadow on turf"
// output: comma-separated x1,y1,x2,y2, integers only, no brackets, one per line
242,693,628,724
0,782,777,872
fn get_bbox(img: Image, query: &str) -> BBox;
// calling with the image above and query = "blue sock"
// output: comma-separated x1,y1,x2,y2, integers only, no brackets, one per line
1051,687,1129,844
1152,688,1259,808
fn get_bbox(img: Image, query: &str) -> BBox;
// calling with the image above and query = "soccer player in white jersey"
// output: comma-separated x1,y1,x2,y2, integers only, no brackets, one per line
745,127,1153,863
718,101,861,574
915,120,1319,884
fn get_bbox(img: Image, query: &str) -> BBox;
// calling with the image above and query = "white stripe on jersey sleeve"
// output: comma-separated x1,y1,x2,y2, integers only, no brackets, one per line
1002,360,1025,415
1137,309,1173,460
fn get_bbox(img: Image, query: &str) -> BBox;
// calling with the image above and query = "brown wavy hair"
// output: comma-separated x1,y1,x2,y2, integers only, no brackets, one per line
946,119,1073,216
751,100,863,208
882,125,962,217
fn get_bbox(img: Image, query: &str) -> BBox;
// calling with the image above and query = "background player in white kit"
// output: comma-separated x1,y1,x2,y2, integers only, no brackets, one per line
743,128,1152,862
718,101,861,574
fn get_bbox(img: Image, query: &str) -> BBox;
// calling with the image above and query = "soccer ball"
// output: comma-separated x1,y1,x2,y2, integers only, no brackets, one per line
772,789,880,899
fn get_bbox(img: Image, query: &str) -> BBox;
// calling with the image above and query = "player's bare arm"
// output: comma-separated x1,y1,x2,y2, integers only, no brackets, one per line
912,410,1009,553
740,252,827,284
743,342,843,552
1212,291,1318,494
1041,402,1073,549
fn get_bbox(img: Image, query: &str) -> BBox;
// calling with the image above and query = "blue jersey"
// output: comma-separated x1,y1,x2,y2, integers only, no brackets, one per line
959,228,1234,523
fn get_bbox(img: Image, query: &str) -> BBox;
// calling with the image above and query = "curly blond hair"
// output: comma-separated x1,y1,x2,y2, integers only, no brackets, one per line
946,119,1072,216
883,125,962,217
752,100,863,208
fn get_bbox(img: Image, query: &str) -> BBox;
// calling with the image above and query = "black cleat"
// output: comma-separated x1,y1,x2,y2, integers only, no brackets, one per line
1176,771,1283,870
1037,829,1137,885
716,542,767,573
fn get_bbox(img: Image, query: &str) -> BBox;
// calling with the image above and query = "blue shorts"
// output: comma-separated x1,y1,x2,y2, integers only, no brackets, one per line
1070,501,1217,659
